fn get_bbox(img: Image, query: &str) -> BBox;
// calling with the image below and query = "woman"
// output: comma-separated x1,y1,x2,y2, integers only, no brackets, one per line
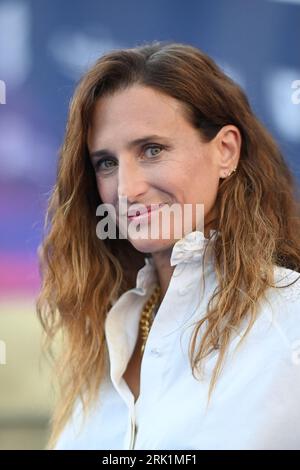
37,41,300,450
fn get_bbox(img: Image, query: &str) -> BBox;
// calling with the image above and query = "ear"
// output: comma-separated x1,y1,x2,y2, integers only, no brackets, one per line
213,125,241,179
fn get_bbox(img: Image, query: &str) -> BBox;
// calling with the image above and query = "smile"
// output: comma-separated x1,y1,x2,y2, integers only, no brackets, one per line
127,203,166,222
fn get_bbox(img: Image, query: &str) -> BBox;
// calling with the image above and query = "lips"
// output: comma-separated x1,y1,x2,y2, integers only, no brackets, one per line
127,203,166,218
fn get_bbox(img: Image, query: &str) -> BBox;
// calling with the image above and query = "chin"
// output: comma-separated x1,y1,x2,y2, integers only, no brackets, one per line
128,234,175,255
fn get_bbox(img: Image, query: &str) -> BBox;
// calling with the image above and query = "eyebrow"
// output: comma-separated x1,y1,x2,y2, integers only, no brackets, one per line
89,134,171,159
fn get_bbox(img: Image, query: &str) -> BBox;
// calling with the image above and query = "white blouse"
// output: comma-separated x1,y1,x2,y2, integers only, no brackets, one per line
54,230,300,450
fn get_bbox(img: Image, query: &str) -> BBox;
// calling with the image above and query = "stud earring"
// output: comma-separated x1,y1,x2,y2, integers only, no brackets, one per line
226,167,237,178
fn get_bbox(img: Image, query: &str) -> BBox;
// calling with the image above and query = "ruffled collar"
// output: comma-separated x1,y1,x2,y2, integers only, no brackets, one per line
169,229,219,267
133,229,219,294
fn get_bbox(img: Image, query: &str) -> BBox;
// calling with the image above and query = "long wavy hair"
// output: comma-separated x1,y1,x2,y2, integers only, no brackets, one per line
36,40,300,448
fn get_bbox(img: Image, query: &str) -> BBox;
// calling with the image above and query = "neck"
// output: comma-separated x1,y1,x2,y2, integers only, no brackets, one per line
151,218,217,305
151,248,175,304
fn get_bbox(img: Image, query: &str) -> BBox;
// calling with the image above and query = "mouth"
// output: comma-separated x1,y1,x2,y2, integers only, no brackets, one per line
127,203,166,221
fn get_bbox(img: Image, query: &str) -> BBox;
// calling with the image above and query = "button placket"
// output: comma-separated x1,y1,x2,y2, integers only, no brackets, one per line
128,415,136,450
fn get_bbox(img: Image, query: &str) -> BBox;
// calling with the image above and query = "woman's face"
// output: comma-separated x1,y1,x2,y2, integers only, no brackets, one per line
87,85,239,254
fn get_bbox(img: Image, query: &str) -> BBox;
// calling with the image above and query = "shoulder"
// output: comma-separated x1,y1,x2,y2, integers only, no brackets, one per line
230,266,300,361
225,266,300,381
272,265,300,302
267,266,300,319
255,266,300,354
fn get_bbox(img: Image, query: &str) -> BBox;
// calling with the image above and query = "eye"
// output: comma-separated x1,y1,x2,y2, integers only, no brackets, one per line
93,143,165,174
143,144,164,158
95,158,116,172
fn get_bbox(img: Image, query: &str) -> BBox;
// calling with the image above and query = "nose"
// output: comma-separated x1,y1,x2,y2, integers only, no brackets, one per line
117,158,149,204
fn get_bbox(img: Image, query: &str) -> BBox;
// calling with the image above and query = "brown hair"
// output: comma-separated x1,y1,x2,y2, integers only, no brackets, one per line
36,40,300,447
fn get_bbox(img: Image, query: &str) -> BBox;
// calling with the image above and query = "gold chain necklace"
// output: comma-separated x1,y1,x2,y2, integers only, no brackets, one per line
139,283,161,355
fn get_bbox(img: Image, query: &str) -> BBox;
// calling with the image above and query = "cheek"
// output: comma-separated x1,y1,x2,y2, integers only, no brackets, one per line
95,177,116,204
180,158,219,204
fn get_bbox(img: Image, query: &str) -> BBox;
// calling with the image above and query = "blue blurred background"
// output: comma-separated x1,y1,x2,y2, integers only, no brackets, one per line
0,0,299,449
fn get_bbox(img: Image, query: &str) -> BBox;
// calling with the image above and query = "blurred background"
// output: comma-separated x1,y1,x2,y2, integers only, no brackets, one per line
0,0,300,450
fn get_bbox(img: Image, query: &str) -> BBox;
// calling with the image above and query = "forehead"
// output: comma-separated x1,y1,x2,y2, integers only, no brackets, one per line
87,85,191,149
